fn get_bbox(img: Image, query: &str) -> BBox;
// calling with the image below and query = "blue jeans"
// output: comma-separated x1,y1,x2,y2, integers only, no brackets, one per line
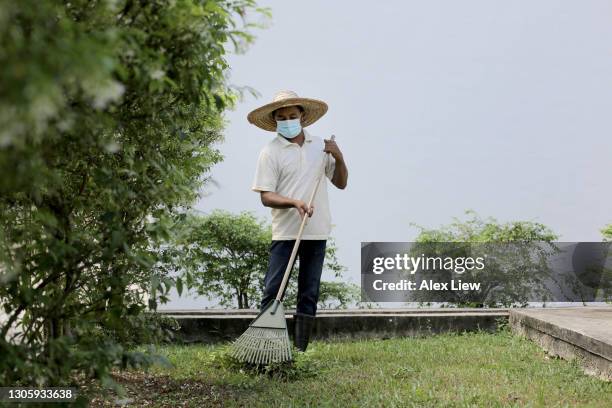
260,240,327,317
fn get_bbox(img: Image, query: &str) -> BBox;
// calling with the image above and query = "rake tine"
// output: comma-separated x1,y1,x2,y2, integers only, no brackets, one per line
231,299,292,365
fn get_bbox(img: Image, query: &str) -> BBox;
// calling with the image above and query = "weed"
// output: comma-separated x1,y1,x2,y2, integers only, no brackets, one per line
207,344,321,381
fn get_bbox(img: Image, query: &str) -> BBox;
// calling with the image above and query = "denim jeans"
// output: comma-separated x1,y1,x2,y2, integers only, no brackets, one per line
260,239,327,317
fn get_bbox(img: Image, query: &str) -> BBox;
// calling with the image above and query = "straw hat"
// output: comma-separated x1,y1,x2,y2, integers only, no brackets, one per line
247,90,328,132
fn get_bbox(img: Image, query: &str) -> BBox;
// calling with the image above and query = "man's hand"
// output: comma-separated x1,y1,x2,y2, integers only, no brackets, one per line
323,135,348,189
324,137,344,162
260,192,316,218
293,199,314,219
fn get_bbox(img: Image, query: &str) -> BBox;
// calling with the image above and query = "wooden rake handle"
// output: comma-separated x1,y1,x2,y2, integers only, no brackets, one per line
272,135,335,309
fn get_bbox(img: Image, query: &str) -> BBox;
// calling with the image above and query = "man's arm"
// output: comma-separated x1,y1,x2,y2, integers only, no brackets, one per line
331,156,348,189
324,138,348,189
260,191,314,219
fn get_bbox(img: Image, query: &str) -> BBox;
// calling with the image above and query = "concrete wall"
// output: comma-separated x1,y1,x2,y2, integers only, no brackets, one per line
160,309,509,344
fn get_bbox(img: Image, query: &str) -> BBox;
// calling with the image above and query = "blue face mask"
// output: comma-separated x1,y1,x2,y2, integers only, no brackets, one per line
276,118,302,139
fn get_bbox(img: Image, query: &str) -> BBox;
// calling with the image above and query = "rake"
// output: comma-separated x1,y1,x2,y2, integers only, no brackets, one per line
230,135,335,365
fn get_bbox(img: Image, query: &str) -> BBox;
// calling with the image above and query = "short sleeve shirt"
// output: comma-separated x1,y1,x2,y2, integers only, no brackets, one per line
251,128,336,240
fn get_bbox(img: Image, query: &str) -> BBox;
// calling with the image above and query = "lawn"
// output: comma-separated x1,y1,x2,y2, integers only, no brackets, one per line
87,328,611,407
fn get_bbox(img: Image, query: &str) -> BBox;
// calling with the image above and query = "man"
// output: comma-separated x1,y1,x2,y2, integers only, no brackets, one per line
247,90,348,352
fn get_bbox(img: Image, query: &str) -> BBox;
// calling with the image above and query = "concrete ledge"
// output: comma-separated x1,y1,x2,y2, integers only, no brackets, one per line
158,308,508,344
159,308,509,316
509,307,612,381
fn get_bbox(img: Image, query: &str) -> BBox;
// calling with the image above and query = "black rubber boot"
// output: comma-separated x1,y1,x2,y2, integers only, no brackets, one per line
293,313,315,352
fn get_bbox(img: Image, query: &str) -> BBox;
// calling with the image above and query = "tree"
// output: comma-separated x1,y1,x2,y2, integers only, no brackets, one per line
314,281,361,309
171,210,271,309
602,224,612,241
172,210,359,309
410,210,560,307
0,0,270,394
600,225,612,302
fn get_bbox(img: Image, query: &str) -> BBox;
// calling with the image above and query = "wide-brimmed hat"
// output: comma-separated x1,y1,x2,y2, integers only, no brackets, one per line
247,90,328,132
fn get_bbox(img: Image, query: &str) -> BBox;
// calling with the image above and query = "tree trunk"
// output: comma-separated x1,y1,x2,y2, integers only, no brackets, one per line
236,288,243,309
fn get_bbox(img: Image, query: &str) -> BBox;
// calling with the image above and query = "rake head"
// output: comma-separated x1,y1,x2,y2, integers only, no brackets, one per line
230,300,292,365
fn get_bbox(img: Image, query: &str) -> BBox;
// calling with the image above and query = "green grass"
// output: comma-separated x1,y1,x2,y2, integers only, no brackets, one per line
89,329,611,407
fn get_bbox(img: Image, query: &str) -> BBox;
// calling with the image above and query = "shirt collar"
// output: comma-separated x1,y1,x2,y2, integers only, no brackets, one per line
275,128,313,147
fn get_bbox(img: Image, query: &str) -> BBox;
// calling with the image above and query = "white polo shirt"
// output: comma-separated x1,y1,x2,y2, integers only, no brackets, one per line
251,128,336,240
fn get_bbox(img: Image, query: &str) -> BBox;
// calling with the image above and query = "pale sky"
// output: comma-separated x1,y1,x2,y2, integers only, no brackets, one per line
161,0,612,309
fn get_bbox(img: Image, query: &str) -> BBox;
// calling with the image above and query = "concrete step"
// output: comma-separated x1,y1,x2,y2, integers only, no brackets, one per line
509,307,612,381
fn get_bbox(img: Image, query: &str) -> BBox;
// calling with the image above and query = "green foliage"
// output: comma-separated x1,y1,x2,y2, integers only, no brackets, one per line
0,0,270,391
113,337,612,406
411,210,560,307
208,343,320,381
95,313,182,348
313,281,360,309
412,209,558,243
602,224,612,242
172,210,359,309
494,316,510,333
169,210,271,308
598,226,612,303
